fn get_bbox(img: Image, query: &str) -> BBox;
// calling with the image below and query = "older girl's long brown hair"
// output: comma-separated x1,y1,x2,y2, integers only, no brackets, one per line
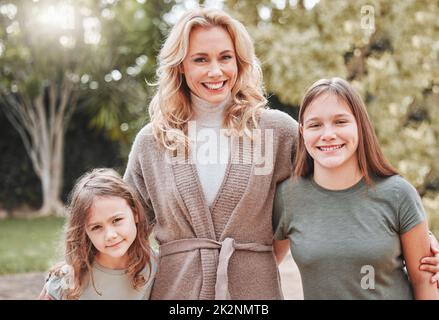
294,77,397,185
54,168,154,299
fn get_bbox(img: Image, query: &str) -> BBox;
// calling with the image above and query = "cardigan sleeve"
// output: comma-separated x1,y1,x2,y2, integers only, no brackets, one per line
265,109,298,183
124,131,156,225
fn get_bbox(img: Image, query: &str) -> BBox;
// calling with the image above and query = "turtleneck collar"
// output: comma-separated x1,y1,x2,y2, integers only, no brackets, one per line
190,92,232,128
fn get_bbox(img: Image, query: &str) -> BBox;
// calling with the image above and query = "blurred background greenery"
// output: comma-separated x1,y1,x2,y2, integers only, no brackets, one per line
0,0,438,274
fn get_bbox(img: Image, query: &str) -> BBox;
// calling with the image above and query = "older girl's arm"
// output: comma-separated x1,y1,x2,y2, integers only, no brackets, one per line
273,239,290,265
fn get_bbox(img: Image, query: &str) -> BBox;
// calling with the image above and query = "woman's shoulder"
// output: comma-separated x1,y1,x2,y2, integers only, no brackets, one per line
133,123,155,145
259,108,298,131
259,109,298,147
129,122,161,156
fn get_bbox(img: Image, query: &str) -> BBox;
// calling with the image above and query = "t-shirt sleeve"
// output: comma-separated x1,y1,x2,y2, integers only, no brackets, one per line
272,180,290,241
397,179,426,234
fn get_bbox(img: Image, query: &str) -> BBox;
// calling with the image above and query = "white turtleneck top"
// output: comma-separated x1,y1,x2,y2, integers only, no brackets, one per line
189,93,231,207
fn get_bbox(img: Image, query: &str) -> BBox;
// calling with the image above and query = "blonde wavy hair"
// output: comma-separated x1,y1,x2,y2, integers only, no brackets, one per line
51,168,154,299
149,8,267,150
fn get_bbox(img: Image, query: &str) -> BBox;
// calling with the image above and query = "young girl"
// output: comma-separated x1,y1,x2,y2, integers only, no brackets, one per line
273,77,439,299
41,168,157,300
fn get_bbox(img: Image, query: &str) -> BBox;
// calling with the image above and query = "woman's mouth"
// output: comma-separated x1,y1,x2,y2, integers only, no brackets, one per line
202,80,226,91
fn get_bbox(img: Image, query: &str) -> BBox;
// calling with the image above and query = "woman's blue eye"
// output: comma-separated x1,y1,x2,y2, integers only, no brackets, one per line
222,55,232,60
194,57,206,63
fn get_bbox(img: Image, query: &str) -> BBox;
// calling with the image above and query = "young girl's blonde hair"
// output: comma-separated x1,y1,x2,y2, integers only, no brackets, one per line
54,168,153,299
150,8,267,150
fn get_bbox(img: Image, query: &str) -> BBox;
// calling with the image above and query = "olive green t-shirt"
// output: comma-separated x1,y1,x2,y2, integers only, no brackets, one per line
273,175,426,300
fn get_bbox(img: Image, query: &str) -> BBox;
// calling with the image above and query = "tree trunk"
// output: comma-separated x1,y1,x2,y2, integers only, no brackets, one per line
39,178,65,217
1,79,75,217
39,131,64,216
36,83,71,217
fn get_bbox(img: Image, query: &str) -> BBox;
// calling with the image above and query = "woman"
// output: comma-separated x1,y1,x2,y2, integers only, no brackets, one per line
273,77,439,299
123,8,297,299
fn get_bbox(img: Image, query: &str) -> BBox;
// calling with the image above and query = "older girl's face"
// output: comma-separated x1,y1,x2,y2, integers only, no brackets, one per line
301,93,359,174
181,26,238,105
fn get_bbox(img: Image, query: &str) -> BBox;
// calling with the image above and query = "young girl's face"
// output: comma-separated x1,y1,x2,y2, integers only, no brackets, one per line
85,196,137,269
181,26,238,105
301,93,359,174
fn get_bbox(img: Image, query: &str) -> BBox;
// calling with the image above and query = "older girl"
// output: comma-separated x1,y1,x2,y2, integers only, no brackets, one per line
273,78,439,299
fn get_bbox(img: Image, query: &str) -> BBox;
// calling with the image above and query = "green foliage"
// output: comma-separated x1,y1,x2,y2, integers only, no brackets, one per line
0,217,65,274
0,0,174,155
0,104,125,213
62,105,127,200
0,110,42,211
0,0,174,211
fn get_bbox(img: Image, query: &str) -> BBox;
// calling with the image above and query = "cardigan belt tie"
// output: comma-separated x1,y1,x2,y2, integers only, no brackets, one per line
159,237,273,300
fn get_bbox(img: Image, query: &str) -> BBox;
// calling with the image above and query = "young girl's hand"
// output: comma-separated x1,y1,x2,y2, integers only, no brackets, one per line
420,232,439,288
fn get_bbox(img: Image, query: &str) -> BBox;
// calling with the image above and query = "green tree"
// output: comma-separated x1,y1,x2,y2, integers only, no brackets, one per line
0,0,173,215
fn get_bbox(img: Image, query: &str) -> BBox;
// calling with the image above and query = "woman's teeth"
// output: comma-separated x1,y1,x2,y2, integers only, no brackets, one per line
318,144,344,151
203,81,225,90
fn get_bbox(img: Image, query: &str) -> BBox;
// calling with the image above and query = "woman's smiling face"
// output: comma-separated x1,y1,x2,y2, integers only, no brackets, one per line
301,93,359,174
181,26,238,105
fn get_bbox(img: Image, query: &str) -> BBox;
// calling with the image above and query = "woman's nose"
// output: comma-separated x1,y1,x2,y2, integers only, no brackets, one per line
207,61,222,77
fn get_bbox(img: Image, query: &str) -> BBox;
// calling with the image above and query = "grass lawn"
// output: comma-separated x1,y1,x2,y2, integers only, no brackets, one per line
0,217,65,275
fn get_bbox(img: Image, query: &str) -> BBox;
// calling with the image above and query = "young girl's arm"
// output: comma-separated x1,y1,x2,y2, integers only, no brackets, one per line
401,221,439,299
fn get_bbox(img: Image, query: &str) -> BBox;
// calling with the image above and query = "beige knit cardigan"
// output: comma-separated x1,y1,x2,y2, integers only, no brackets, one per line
124,109,298,300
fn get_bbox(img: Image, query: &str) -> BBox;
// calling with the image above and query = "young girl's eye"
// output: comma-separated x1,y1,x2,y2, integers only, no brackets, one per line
307,123,320,128
194,57,207,63
91,225,101,232
336,119,348,125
